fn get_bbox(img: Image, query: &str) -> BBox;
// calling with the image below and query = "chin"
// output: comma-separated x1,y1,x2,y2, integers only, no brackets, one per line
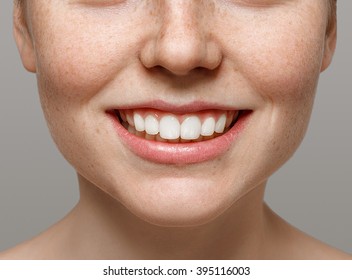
109,177,237,228
129,202,229,228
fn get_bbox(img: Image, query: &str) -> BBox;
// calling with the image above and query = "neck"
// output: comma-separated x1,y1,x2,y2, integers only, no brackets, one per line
66,174,270,259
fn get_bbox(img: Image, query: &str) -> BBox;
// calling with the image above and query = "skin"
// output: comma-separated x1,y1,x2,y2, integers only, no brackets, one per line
1,0,350,259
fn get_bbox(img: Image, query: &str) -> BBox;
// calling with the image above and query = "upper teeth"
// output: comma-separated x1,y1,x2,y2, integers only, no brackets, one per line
119,110,239,141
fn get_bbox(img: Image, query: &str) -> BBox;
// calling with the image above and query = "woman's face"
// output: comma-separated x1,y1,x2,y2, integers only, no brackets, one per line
16,0,335,226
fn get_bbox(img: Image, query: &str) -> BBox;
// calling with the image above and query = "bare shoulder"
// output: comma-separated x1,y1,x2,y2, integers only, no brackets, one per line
0,216,73,260
264,206,352,260
290,232,352,259
0,227,62,260
0,239,40,260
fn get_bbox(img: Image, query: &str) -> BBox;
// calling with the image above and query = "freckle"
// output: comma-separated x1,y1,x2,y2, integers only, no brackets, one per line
96,128,101,134
149,8,153,16
88,163,95,169
159,30,165,40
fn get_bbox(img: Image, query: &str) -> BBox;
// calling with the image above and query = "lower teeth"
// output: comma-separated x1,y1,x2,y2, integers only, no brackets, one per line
123,122,230,143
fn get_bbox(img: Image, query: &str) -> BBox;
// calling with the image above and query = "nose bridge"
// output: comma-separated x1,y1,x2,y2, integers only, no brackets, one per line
161,0,201,42
158,0,205,73
140,0,221,76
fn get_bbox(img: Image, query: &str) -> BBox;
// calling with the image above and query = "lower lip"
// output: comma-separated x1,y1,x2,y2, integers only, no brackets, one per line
107,111,251,165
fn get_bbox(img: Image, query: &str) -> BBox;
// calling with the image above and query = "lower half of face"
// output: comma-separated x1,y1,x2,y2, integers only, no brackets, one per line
31,0,328,226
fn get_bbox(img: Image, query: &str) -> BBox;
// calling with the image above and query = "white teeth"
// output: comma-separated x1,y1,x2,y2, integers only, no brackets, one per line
145,115,159,135
159,115,180,140
215,114,226,133
125,111,239,141
201,117,215,136
134,113,145,132
181,116,201,140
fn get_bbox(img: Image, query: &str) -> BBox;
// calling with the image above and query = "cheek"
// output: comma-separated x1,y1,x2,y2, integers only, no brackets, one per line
224,13,327,175
32,13,136,149
243,16,325,148
247,34,323,107
219,6,327,108
255,28,324,107
36,31,119,102
32,10,142,105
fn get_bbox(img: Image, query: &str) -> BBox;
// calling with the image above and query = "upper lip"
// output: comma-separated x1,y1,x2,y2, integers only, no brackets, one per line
106,99,244,114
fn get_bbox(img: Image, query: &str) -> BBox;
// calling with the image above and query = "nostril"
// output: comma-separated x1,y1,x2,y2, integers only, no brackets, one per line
153,45,206,76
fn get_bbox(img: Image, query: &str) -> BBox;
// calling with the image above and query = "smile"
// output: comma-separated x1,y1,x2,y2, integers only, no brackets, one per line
107,103,251,165
115,109,240,143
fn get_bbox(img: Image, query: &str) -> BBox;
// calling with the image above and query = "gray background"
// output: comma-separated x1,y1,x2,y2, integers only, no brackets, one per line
1,1,351,254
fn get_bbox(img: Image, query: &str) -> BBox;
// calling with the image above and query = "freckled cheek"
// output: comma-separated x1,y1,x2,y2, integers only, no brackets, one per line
243,36,323,108
43,58,107,100
34,26,131,156
238,35,323,163
249,48,319,138
253,58,318,107
35,55,103,155
36,36,122,104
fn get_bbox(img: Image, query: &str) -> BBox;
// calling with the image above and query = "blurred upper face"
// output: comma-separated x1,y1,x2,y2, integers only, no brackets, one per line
15,0,336,226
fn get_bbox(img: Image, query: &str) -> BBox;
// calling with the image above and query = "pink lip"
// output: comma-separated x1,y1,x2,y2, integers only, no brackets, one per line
107,103,251,165
107,100,244,114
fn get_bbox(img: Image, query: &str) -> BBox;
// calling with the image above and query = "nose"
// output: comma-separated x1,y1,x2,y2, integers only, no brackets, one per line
139,1,222,76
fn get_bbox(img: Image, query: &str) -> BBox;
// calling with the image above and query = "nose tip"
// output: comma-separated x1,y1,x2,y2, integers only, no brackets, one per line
139,3,222,76
141,34,222,76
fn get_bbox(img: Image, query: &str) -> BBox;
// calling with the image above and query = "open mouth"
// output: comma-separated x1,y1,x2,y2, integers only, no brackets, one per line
108,106,250,164
113,109,243,143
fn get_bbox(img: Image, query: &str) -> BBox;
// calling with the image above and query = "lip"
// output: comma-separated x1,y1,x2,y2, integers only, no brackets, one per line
106,100,244,114
107,102,251,165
